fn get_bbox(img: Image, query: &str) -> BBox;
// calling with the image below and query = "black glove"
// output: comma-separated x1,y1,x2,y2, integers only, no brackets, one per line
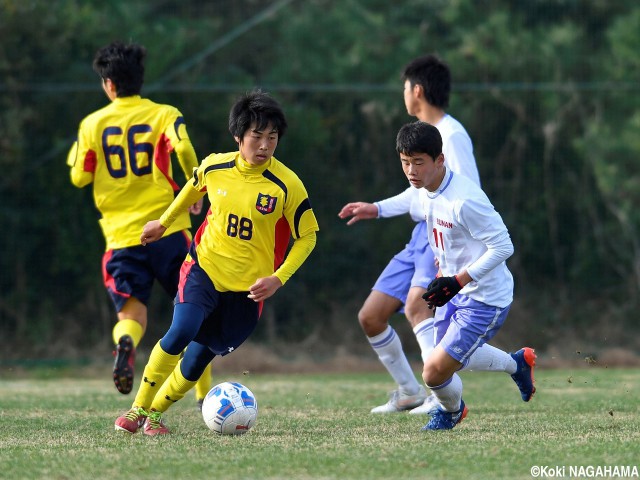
422,276,462,309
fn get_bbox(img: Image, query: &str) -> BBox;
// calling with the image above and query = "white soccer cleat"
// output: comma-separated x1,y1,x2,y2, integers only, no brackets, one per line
409,393,440,415
370,386,427,413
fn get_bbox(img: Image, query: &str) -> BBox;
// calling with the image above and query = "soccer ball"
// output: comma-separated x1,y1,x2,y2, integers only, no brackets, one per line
202,382,258,435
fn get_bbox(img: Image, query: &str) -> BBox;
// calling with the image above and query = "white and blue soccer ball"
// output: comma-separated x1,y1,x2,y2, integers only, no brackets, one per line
202,381,258,435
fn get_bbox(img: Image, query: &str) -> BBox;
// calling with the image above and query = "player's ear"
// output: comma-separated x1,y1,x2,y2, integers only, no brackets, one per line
413,83,423,99
234,135,241,145
435,153,444,165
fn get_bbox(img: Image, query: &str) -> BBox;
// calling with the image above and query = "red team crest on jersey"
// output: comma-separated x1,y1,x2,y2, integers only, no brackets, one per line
256,193,277,214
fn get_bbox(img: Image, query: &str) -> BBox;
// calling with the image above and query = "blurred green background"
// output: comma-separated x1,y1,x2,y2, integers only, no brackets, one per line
1,0,639,366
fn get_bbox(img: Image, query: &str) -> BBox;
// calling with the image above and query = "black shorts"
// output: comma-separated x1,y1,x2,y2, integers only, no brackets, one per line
176,253,261,356
102,231,191,311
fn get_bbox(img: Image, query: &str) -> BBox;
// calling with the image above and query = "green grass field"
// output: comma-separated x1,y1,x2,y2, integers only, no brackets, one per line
1,367,638,480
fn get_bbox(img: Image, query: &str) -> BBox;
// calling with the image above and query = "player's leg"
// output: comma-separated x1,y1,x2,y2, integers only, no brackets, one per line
112,299,147,395
153,231,214,409
194,362,213,411
421,296,509,430
115,256,213,433
363,228,429,412
144,342,216,436
401,286,441,414
421,351,467,430
403,226,439,414
460,342,537,399
114,302,205,434
452,299,536,401
103,247,154,394
404,286,433,357
143,291,260,435
360,250,419,409
404,222,438,364
361,289,427,413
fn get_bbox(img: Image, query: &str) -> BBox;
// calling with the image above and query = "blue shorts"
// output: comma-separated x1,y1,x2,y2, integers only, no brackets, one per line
176,252,260,356
102,231,191,312
434,294,511,366
372,221,438,306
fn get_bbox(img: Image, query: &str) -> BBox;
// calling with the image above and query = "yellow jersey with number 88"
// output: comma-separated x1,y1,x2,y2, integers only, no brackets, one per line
186,151,319,292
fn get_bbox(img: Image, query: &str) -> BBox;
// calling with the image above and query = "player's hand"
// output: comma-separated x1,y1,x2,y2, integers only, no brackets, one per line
189,198,203,215
422,275,462,309
337,202,378,225
141,220,167,246
248,275,283,302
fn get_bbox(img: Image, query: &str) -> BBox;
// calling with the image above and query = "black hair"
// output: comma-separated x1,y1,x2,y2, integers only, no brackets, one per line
92,42,145,97
396,121,443,160
402,54,451,109
228,90,288,139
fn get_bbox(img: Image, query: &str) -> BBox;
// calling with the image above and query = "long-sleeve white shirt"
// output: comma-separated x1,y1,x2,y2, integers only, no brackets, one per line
419,168,514,307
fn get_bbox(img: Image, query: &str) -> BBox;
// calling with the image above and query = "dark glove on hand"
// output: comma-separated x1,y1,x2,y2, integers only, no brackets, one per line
422,275,463,309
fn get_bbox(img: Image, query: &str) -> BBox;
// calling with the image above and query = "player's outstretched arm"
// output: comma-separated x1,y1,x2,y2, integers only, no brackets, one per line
338,202,378,225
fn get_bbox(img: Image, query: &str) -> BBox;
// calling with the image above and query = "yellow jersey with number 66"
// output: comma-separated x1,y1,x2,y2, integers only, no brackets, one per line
182,151,319,292
67,95,198,250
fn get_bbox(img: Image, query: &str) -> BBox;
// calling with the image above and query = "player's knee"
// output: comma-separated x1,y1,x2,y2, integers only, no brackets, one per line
404,297,431,325
422,361,445,387
357,307,387,336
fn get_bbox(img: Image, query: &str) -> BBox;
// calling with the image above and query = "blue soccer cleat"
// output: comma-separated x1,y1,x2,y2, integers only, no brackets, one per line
510,347,537,401
421,399,468,431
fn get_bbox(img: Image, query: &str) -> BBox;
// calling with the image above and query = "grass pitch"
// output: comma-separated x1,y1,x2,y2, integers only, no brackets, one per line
0,366,638,479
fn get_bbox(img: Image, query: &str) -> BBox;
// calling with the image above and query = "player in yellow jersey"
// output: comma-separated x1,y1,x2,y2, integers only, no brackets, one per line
115,90,319,435
67,42,212,401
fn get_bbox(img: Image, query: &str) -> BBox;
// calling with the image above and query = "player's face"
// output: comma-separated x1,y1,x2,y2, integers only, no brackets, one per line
403,80,418,116
400,151,445,191
236,122,279,166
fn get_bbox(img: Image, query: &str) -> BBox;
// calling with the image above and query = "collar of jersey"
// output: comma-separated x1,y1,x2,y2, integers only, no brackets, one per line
426,167,453,199
113,95,142,105
236,153,271,176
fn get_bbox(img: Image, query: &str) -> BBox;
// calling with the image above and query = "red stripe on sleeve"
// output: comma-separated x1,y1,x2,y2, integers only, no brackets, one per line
155,134,180,191
273,215,291,269
84,150,97,172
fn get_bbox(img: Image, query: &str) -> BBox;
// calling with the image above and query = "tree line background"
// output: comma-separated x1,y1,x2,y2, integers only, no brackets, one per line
1,0,639,366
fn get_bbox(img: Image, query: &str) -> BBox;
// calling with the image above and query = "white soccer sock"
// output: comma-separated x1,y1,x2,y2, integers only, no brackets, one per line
413,318,435,364
368,326,421,395
461,343,517,373
428,373,463,412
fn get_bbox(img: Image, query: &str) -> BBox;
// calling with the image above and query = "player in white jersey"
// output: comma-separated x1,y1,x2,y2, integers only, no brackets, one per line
396,120,536,430
338,55,480,414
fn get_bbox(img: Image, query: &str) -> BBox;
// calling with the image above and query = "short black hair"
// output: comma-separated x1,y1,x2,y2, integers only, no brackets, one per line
396,121,442,160
228,90,288,139
402,54,451,109
92,42,145,97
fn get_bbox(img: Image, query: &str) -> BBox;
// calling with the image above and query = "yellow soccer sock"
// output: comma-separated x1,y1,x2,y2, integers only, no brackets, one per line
150,359,197,413
194,362,213,401
132,341,181,410
112,319,144,347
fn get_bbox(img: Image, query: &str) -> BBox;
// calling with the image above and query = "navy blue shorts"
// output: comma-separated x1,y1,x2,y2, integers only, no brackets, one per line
176,253,260,356
102,231,191,312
